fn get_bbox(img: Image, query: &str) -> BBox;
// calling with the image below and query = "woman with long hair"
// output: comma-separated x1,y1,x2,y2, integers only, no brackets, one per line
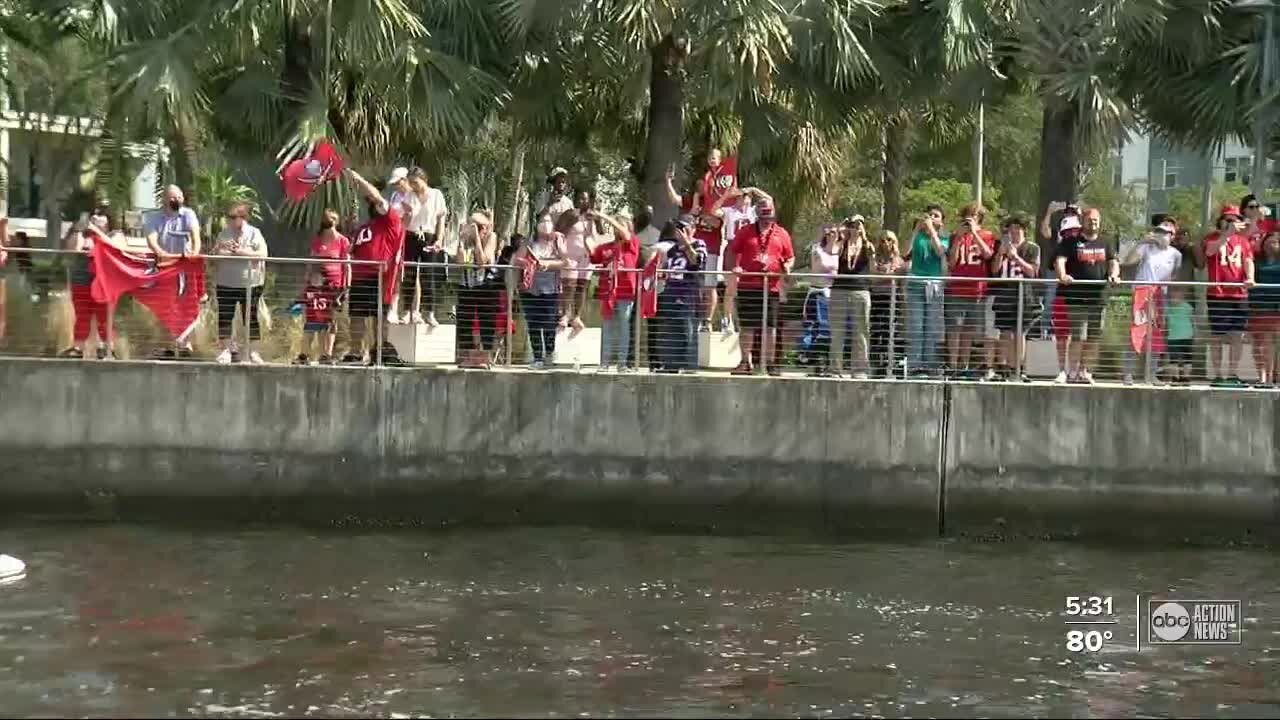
831,216,873,378
1249,231,1280,386
454,210,498,368
803,224,840,376
60,209,115,359
513,212,570,369
309,208,351,364
869,230,906,376
557,190,604,332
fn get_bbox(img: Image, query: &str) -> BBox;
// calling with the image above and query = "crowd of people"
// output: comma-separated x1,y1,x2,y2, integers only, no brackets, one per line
0,151,1277,387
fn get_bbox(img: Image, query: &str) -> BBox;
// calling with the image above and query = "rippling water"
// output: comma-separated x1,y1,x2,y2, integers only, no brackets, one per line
0,521,1276,718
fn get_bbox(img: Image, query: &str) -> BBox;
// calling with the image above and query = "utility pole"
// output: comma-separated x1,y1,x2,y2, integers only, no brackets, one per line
1248,1,1276,197
973,93,985,207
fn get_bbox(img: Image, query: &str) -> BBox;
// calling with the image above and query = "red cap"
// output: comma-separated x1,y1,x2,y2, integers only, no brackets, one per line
1220,205,1242,220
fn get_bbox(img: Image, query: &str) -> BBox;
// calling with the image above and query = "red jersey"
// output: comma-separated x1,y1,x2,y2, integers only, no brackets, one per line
948,230,993,298
1247,218,1279,252
1204,231,1254,299
590,235,641,301
300,285,339,325
694,214,723,255
699,158,737,213
729,222,794,294
310,233,352,288
351,207,404,303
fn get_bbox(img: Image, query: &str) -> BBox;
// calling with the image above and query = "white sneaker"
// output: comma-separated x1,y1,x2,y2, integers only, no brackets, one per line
984,369,998,382
410,312,426,325
1054,371,1068,384
1080,369,1095,384
426,312,440,328
1123,373,1134,386
386,310,402,325
216,348,233,365
249,351,264,365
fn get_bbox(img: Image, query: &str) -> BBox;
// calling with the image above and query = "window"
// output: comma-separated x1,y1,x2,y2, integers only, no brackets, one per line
1161,159,1180,190
1224,156,1253,185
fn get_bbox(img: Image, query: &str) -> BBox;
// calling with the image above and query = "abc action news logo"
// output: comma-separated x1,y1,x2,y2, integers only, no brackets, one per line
1148,600,1243,645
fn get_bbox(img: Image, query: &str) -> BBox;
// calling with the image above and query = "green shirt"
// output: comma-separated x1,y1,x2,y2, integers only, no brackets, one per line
909,230,950,278
1165,300,1193,341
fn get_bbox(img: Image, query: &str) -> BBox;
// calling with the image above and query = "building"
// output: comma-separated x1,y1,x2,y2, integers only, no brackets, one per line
0,110,163,242
1115,133,1278,226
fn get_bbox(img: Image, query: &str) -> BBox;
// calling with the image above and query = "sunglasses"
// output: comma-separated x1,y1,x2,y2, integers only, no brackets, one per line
1246,204,1261,210
224,214,245,220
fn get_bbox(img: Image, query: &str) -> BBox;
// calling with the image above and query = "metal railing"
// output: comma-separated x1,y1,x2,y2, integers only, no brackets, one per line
1,246,1273,388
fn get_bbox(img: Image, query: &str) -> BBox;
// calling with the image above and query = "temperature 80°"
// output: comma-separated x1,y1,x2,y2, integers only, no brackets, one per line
1066,629,1113,652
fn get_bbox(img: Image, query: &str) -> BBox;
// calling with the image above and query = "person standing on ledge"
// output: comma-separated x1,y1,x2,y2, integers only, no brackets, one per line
729,201,793,376
344,168,405,366
144,185,202,358
1198,204,1256,387
1054,207,1119,385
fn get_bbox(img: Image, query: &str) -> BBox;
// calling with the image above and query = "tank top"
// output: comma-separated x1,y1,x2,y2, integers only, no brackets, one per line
809,243,839,289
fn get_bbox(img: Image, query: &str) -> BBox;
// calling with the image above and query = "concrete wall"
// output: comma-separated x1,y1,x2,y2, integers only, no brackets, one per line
0,359,1275,542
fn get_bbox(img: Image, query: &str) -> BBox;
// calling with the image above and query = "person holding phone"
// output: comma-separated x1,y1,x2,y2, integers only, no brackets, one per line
1198,205,1256,386
1054,207,1119,384
455,210,498,368
946,204,994,378
903,204,950,377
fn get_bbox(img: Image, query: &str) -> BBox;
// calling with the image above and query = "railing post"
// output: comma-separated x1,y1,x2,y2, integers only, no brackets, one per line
505,265,514,368
1015,281,1025,378
633,268,643,371
375,267,384,367
244,281,253,355
760,273,769,370
888,279,898,378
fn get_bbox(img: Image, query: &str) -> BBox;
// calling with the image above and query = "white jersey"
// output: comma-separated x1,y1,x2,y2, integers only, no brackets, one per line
721,205,757,248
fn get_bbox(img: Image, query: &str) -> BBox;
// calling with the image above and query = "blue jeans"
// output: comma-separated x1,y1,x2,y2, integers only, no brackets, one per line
601,300,634,367
906,279,944,371
801,289,831,367
656,292,696,370
521,293,560,363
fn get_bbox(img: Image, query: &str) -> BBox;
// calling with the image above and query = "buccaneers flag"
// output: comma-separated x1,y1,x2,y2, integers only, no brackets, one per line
281,140,345,202
91,241,204,342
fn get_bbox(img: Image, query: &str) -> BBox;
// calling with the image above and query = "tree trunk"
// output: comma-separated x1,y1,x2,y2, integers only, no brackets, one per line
166,122,197,198
641,33,687,226
881,114,913,239
500,142,526,240
1036,101,1079,263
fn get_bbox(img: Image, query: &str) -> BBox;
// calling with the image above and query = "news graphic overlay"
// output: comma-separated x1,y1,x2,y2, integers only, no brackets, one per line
1062,595,1119,654
1147,599,1242,645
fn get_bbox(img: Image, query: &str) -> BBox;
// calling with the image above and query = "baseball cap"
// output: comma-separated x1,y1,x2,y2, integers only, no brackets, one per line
1153,219,1177,235
1219,204,1242,220
548,166,569,180
1059,214,1082,232
674,214,695,231
842,214,866,227
386,166,408,185
757,202,777,220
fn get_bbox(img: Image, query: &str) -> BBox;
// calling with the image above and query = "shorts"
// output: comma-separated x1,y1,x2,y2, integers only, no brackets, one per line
1207,297,1248,336
736,288,780,329
945,296,986,331
1062,290,1106,338
304,321,333,333
1251,311,1280,334
1166,338,1193,366
702,254,723,287
348,275,383,318
402,231,438,263
991,290,1042,333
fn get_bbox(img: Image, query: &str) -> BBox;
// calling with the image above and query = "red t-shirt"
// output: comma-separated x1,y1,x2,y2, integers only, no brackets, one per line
310,233,352,288
695,214,723,255
300,285,339,325
729,222,794,294
1203,231,1254,299
1247,219,1279,253
948,230,993,298
590,236,641,301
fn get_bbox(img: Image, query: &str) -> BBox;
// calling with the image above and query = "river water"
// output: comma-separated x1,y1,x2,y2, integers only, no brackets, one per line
0,521,1276,718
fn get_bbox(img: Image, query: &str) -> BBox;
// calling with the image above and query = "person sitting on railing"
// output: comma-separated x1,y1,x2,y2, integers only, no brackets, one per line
144,185,202,359
1120,218,1182,385
653,216,708,374
729,201,793,376
988,214,1040,383
1248,230,1280,387
61,209,116,360
343,168,405,366
455,211,498,369
310,208,351,363
513,213,569,370
209,202,269,365
1053,208,1119,385
587,211,642,373
947,203,995,381
1198,205,1256,387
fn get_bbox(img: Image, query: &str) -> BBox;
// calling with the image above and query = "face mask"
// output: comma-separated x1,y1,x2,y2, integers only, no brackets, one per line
167,199,182,211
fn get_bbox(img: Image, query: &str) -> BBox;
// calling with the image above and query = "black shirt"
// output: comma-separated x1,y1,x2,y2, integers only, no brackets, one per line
833,243,872,291
1054,235,1114,290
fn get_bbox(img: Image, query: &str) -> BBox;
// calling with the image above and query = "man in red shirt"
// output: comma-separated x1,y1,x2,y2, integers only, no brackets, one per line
343,168,405,365
589,212,642,371
1199,204,1256,386
946,203,994,378
729,202,794,376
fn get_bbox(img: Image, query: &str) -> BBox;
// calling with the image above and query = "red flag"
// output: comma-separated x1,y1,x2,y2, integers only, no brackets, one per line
1130,285,1165,354
281,140,345,203
700,156,738,211
639,252,661,319
90,242,205,341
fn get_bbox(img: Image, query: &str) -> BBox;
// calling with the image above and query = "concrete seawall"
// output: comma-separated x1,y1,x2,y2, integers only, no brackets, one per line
0,359,1275,542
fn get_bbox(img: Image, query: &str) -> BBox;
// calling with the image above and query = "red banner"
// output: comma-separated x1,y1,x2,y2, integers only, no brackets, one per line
1130,285,1165,354
90,242,205,341
281,140,345,202
639,253,660,319
700,156,738,212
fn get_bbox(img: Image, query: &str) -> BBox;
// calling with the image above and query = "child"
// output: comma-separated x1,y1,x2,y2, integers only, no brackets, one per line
1164,286,1194,383
294,269,340,365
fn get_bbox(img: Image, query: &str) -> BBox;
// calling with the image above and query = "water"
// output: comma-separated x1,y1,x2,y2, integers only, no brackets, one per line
0,522,1277,718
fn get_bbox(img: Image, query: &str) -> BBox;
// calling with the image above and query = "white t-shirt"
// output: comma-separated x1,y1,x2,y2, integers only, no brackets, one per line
721,205,757,248
636,225,661,249
398,187,448,235
809,243,839,289
1133,243,1182,283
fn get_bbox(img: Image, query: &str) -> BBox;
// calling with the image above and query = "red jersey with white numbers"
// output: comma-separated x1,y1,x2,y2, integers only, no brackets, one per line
1203,231,1253,299
948,230,993,298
